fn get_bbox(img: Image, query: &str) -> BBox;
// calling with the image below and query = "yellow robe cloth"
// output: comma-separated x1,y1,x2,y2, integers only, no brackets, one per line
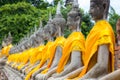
17,48,34,70
1,44,12,57
25,45,45,72
30,45,45,65
41,36,66,74
25,41,54,80
78,20,115,78
57,32,85,73
67,20,115,80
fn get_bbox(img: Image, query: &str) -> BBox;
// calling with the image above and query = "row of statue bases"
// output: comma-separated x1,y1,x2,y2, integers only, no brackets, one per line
0,0,120,80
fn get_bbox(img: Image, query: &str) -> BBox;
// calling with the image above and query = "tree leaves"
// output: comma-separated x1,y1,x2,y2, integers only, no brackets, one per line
0,2,41,44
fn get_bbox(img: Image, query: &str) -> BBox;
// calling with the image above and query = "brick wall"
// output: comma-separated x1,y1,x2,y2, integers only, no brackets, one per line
115,50,120,70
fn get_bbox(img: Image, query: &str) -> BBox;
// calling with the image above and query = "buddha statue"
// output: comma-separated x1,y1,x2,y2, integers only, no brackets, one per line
61,0,115,80
33,2,66,80
79,0,115,79
47,0,85,80
24,13,58,80
97,19,120,80
19,30,45,74
1,32,13,57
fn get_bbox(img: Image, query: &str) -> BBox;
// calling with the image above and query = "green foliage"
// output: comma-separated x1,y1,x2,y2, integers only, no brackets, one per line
26,0,49,9
81,12,93,38
0,0,27,6
0,0,49,8
0,2,41,44
109,6,120,36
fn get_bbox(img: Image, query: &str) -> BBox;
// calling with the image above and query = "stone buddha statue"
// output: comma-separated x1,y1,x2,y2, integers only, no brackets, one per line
24,12,59,80
19,29,45,74
79,0,115,79
61,0,115,80
47,1,86,80
32,2,66,80
47,0,115,80
1,32,13,58
98,19,120,80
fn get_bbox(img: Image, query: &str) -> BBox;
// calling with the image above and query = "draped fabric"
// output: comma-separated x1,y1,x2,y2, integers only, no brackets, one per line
41,36,66,74
17,48,34,70
47,37,66,68
78,20,115,78
57,32,85,73
66,20,115,80
25,45,45,72
25,41,55,80
1,44,12,57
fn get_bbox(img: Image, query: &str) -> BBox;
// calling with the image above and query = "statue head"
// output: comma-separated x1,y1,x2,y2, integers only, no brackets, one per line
42,13,58,40
89,0,110,21
52,14,66,36
42,22,55,40
116,19,120,45
52,1,66,36
7,32,12,45
2,35,7,47
35,31,44,45
1,33,12,48
67,0,81,31
29,34,36,47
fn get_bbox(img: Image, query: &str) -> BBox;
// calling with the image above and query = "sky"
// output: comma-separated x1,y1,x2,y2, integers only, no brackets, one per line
47,0,120,15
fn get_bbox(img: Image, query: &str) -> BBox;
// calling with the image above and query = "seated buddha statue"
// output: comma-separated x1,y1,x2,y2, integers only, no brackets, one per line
47,0,86,80
61,0,115,80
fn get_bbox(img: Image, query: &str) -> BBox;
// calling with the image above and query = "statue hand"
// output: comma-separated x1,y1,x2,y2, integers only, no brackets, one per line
47,77,55,80
43,74,49,80
52,73,60,78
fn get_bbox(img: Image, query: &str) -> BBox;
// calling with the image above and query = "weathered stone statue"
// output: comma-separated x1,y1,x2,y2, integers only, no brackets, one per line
0,32,13,58
24,19,56,80
0,69,8,80
99,69,120,80
33,2,66,80
19,29,45,73
47,0,85,80
6,32,13,46
2,32,12,48
64,0,115,79
97,19,120,80
46,0,114,80
20,31,45,74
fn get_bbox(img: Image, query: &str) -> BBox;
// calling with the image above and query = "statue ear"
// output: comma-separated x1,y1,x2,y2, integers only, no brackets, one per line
103,0,110,19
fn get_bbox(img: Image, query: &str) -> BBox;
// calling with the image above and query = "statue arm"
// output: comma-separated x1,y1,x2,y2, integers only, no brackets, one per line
80,44,109,79
100,69,120,80
63,66,84,79
47,66,57,77
53,51,83,77
31,65,47,79
49,46,62,70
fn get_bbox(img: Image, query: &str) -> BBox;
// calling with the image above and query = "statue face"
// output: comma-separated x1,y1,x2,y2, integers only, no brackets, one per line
89,1,104,21
67,10,81,30
43,26,51,40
